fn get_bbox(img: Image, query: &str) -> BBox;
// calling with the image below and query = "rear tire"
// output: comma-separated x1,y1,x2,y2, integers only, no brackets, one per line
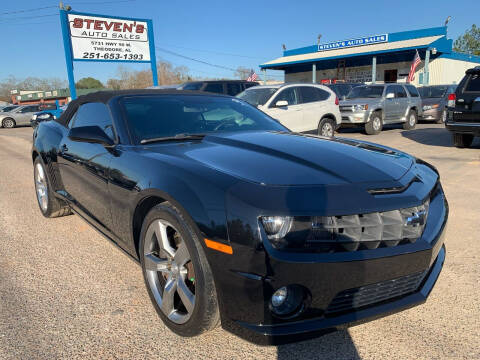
139,202,220,337
365,111,382,135
318,118,335,137
33,157,71,218
436,109,447,124
403,110,417,130
453,133,474,148
2,118,15,128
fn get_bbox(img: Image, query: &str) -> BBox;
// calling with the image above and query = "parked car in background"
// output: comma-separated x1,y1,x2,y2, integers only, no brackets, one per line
326,83,362,100
32,89,447,345
31,102,68,127
339,84,422,135
446,66,480,148
0,105,19,113
0,104,42,128
237,83,341,136
178,80,259,96
418,85,457,123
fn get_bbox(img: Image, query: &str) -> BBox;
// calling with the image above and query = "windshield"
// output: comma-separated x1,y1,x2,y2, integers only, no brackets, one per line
120,95,287,143
418,86,448,98
236,88,278,106
347,86,384,99
179,82,203,91
1,106,18,112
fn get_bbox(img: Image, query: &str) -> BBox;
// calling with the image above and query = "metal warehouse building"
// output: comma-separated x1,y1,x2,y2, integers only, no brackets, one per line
260,26,480,85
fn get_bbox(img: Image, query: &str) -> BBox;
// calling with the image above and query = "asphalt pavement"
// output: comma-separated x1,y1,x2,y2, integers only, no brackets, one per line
0,123,479,359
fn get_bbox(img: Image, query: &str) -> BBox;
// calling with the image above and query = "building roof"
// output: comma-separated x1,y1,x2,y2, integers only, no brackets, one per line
260,26,480,70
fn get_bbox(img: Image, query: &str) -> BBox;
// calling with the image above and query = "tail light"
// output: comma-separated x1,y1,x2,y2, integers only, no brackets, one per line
447,93,456,107
335,96,339,106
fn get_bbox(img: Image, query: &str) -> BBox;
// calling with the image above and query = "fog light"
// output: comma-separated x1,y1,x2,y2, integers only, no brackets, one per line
271,286,288,307
270,285,306,318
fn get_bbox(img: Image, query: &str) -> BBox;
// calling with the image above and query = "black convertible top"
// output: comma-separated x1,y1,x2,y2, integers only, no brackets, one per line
56,89,229,127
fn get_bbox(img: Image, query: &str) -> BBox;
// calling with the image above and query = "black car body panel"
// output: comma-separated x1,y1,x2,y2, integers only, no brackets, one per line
32,90,447,344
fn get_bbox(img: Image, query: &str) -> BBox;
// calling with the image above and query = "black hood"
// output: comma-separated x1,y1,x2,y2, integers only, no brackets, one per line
142,131,414,187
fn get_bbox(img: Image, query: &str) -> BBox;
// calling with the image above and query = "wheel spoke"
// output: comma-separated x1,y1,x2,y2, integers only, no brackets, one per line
144,253,170,273
161,278,176,315
177,276,195,314
153,221,176,258
174,241,190,267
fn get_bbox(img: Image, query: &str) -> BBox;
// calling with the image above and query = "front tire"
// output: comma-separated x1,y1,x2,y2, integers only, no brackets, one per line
33,157,71,218
139,202,220,337
365,111,382,135
452,133,474,148
2,118,16,128
318,118,335,137
403,110,417,130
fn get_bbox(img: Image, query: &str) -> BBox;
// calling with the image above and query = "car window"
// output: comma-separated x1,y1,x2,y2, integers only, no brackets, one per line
405,85,420,97
244,82,257,90
298,86,330,104
394,85,407,98
385,85,396,97
347,86,384,99
181,82,203,91
271,87,299,106
70,102,115,140
226,83,242,96
465,74,480,92
21,106,37,113
236,87,278,106
203,83,224,94
120,95,287,143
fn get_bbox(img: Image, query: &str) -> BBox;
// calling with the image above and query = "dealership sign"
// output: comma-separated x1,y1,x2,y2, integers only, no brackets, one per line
68,14,150,61
318,34,388,52
60,10,158,99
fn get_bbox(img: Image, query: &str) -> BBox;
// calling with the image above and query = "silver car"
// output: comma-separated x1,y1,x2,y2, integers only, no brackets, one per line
0,105,42,128
339,84,423,135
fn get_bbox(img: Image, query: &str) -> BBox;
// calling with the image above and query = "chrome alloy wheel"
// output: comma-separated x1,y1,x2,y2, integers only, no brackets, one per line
34,163,48,212
372,116,382,131
144,219,195,324
409,113,416,126
321,122,334,137
3,118,14,128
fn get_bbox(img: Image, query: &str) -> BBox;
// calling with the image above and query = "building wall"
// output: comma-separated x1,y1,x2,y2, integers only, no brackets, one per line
428,57,478,84
284,57,479,86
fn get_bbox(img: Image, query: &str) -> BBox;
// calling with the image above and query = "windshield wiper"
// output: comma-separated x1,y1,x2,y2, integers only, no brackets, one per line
140,133,206,145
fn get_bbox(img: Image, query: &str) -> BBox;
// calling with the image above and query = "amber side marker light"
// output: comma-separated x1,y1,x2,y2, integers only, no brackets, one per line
204,238,233,254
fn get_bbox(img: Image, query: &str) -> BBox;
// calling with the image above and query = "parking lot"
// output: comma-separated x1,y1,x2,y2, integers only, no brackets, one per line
0,123,479,359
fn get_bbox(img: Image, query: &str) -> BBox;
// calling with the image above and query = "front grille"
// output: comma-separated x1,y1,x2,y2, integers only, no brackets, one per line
304,200,429,252
326,270,428,314
341,116,350,121
340,105,353,112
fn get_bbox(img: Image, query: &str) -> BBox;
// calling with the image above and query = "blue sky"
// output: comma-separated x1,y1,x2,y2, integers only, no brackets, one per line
1,0,478,84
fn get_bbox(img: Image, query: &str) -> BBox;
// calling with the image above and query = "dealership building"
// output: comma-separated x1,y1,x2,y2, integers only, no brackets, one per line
260,26,480,85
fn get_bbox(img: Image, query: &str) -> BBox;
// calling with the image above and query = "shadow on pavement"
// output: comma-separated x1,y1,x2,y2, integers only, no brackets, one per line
401,127,480,149
276,330,360,360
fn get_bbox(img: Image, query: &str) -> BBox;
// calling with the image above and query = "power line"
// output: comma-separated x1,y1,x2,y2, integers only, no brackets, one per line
0,6,56,16
157,43,266,60
0,13,58,23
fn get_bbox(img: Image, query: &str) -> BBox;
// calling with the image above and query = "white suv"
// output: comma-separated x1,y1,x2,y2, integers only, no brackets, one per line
237,83,341,136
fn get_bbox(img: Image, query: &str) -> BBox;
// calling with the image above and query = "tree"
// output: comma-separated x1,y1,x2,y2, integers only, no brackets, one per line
75,77,104,89
234,66,251,80
453,25,480,56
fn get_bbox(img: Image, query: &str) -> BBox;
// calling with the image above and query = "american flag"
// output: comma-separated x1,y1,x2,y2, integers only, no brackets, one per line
247,69,258,82
407,50,421,83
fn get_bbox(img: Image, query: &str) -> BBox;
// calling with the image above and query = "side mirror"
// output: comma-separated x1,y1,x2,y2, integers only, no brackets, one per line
68,126,114,147
275,100,289,108
386,92,395,99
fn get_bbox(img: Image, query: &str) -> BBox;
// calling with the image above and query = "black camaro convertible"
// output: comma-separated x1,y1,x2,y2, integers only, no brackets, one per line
32,90,447,344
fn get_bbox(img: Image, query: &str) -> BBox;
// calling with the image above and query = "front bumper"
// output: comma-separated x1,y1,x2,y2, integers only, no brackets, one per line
211,176,448,345
340,111,370,124
420,108,442,121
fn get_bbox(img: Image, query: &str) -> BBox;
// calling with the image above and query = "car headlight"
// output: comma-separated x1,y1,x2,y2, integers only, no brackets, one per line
260,200,429,252
37,113,51,120
353,104,368,111
32,114,37,120
422,104,439,111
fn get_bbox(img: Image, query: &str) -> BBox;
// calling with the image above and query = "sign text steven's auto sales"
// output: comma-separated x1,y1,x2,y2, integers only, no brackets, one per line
68,14,150,61
317,34,388,52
